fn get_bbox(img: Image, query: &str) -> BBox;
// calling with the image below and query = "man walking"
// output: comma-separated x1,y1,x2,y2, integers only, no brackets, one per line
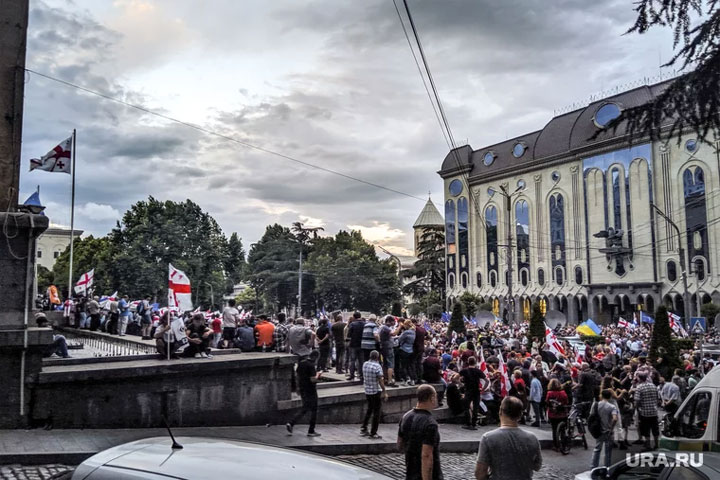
360,350,387,439
460,356,485,430
398,384,442,480
475,396,542,480
286,350,322,437
634,371,660,448
591,389,619,469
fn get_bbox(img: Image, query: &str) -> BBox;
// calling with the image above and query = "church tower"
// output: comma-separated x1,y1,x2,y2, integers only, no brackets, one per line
412,197,444,257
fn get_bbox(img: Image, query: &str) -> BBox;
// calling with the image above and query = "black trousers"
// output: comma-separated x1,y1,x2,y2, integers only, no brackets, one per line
362,393,382,435
89,313,101,331
318,344,331,370
335,345,345,373
184,334,210,357
290,393,318,433
465,392,481,427
550,417,564,447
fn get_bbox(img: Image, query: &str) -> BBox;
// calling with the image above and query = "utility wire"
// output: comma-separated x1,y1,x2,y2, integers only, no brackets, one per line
24,68,426,202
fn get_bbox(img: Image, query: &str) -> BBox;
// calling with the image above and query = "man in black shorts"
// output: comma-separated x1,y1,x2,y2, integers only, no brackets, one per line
398,384,442,480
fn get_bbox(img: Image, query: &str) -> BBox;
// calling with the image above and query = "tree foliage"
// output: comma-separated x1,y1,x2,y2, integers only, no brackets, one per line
458,291,482,318
448,301,465,335
306,230,400,312
52,235,113,297
403,225,445,301
108,197,227,304
650,304,677,368
611,1,720,143
224,232,247,293
247,224,301,312
234,286,257,311
529,302,546,348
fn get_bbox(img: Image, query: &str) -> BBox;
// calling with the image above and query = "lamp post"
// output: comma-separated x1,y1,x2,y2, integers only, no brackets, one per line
378,245,403,311
650,203,691,324
203,281,214,310
488,184,524,324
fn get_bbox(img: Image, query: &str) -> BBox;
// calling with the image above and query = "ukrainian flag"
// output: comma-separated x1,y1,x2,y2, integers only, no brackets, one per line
576,319,602,336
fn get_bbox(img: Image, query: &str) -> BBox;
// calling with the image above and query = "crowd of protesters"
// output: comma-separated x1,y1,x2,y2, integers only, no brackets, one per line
45,294,719,475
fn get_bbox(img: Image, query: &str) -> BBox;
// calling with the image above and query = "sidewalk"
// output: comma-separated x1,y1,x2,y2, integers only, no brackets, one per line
0,422,565,465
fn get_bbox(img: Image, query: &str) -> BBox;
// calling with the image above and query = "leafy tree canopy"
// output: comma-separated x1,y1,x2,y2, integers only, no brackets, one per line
52,235,113,297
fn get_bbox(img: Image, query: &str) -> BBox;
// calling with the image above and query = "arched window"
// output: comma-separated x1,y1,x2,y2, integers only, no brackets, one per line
574,266,583,285
490,271,497,288
694,258,706,281
611,167,622,230
446,199,457,282
461,272,468,288
476,272,482,288
458,197,470,280
538,269,545,286
667,261,677,282
515,199,530,277
549,193,567,276
520,269,529,286
555,266,564,285
684,167,709,276
448,272,455,289
485,205,498,284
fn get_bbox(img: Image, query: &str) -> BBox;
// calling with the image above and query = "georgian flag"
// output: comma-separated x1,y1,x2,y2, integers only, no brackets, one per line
668,312,688,337
618,317,633,329
29,136,72,174
478,347,489,377
73,269,94,294
497,351,512,397
168,264,193,312
545,323,566,357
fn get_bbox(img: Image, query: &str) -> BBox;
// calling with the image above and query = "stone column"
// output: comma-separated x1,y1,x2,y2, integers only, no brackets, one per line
0,0,29,212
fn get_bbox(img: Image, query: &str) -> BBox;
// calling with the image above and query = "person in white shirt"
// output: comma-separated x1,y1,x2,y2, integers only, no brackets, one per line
220,299,240,348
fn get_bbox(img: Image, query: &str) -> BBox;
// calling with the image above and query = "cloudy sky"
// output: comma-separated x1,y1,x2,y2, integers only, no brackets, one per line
19,0,677,257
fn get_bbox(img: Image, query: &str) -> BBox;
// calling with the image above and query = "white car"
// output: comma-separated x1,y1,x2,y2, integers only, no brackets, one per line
72,437,392,480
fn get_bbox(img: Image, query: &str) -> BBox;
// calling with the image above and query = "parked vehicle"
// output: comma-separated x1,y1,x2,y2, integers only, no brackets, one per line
574,451,720,480
660,365,719,452
72,437,391,480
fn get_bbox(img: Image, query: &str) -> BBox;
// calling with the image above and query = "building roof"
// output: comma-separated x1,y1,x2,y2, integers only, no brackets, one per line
438,78,676,179
41,227,84,237
413,198,444,228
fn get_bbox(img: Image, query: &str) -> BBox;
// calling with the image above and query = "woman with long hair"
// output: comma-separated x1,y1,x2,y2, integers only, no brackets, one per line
546,378,569,451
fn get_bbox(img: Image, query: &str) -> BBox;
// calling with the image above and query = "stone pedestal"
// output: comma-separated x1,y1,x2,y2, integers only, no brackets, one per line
0,212,51,428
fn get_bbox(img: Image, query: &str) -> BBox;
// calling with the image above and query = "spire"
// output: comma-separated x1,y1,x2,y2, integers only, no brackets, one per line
413,198,444,228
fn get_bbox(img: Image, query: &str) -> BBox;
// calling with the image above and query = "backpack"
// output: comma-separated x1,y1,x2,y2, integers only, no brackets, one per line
587,402,603,439
548,398,564,416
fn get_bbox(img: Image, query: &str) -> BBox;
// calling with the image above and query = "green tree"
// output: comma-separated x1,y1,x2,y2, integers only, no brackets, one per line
247,224,301,311
614,1,720,143
407,303,422,317
650,305,677,369
235,286,257,311
459,291,482,318
700,302,720,327
402,225,445,301
52,235,113,297
448,301,465,336
529,302,546,349
224,232,247,294
109,197,227,305
36,265,54,294
427,303,443,320
306,230,400,312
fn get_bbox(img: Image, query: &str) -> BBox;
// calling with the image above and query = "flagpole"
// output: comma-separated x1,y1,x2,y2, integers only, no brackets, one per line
68,129,77,298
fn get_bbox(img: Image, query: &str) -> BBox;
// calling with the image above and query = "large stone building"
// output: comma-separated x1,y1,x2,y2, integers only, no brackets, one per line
36,227,83,270
438,79,720,325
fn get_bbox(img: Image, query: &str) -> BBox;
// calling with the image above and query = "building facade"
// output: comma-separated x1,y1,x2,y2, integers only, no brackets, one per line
36,227,83,270
438,80,720,325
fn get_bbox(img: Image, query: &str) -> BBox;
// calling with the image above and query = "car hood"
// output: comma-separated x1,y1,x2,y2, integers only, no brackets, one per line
73,437,391,480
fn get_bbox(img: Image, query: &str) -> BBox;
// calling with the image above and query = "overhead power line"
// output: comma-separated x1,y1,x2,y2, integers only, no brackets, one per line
24,68,425,202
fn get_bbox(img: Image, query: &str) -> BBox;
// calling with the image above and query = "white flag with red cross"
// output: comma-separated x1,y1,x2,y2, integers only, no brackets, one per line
668,312,688,337
544,323,566,357
168,264,193,312
74,269,94,294
29,136,72,174
497,351,512,397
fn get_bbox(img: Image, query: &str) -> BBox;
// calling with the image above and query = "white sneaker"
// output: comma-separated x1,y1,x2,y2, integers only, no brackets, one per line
194,353,202,358
201,352,208,358
205,353,213,359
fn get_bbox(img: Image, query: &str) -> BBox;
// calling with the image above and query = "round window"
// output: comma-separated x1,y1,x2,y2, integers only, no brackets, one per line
685,139,698,153
594,103,622,128
512,143,526,158
449,179,463,196
551,171,561,182
483,151,496,166
517,179,526,190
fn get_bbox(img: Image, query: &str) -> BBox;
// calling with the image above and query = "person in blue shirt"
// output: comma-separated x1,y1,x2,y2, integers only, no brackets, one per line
118,295,132,337
529,370,543,427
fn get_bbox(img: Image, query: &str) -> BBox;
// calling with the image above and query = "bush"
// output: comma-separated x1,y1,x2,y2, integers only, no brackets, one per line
407,303,422,317
478,302,493,312
448,302,465,335
427,303,443,319
672,338,695,351
529,302,545,348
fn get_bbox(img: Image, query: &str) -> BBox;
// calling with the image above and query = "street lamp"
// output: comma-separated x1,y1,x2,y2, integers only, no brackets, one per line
203,281,214,310
488,184,524,324
650,203,691,324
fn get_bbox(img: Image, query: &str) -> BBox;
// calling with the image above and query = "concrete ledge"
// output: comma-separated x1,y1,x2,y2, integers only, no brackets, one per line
0,328,53,347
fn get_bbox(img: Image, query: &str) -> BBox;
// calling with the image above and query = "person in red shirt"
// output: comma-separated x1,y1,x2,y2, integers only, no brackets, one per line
211,313,222,348
546,378,569,451
254,314,275,351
